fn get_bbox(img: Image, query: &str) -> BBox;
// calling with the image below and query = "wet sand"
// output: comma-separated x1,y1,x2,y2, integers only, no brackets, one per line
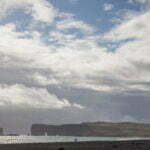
0,140,150,150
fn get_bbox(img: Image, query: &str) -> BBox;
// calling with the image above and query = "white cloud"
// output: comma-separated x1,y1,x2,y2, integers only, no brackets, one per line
103,11,150,65
0,0,150,95
103,11,150,41
101,11,150,88
0,22,115,92
103,3,114,11
0,10,149,94
31,73,60,86
49,31,76,44
0,84,84,109
0,0,58,23
56,19,95,34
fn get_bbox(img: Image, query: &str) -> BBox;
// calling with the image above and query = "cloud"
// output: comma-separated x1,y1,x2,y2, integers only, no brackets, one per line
0,10,150,94
31,73,60,86
103,3,114,11
0,84,84,109
103,11,150,41
56,19,95,34
0,0,58,23
49,31,76,44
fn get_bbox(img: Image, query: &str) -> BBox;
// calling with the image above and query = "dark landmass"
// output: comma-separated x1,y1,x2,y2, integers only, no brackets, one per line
6,134,19,136
31,122,150,137
0,128,3,135
0,140,150,150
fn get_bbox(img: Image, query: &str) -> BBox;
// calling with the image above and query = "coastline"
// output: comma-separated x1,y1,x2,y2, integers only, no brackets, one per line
0,140,150,150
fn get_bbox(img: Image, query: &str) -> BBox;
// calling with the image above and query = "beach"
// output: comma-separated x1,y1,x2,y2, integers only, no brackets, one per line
0,140,150,150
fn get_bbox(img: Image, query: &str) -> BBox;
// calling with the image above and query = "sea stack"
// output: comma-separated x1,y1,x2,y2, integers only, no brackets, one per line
0,128,3,135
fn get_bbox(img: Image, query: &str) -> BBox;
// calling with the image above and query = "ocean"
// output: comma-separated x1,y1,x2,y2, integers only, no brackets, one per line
0,136,150,144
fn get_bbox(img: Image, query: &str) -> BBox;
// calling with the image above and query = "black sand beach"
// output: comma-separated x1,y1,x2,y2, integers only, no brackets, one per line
0,140,150,150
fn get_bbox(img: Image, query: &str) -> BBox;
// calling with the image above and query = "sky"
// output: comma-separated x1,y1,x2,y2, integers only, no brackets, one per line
0,0,150,134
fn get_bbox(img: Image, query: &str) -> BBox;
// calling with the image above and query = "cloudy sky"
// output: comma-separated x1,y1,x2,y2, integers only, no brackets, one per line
0,0,150,134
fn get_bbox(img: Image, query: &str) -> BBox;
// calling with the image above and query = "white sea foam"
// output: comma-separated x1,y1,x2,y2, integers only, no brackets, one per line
0,136,150,144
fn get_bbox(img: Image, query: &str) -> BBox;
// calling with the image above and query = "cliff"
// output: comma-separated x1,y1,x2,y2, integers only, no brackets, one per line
31,122,150,137
0,128,3,135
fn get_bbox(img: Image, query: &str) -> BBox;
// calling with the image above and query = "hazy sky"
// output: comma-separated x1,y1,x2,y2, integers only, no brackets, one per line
0,0,150,134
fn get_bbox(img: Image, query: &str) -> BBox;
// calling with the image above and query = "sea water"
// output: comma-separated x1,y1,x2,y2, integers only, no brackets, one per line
0,136,150,144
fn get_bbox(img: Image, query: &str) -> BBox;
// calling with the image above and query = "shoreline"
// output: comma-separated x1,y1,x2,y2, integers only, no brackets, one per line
0,140,150,150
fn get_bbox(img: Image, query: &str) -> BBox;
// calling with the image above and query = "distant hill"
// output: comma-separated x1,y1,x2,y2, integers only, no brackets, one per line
31,122,150,137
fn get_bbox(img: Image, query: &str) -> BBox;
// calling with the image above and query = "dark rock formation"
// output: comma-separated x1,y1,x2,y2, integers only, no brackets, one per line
0,128,3,135
31,122,150,137
31,124,90,136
